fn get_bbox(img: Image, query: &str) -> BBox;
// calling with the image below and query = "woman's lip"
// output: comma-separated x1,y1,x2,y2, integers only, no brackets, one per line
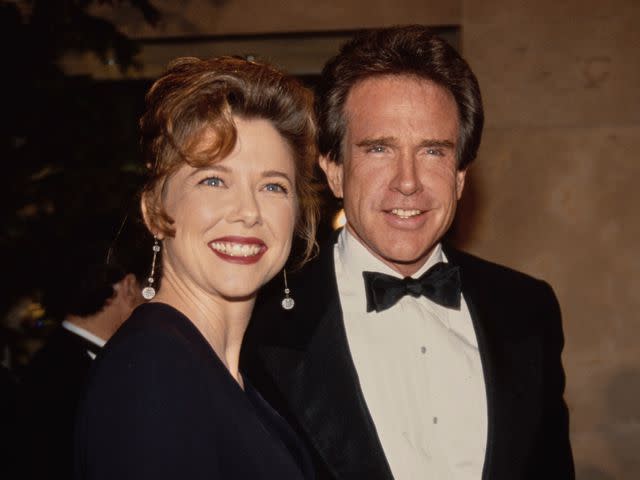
210,236,266,246
208,236,267,265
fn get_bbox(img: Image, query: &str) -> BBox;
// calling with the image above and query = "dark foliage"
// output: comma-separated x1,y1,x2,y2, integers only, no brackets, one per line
0,1,159,317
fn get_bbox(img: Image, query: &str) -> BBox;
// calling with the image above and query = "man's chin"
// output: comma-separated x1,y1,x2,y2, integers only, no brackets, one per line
376,249,436,276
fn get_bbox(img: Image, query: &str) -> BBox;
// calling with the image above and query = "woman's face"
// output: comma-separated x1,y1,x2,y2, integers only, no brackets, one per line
157,117,297,302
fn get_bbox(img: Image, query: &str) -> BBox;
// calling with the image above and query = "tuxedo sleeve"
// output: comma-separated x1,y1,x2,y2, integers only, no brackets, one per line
74,329,221,480
536,281,575,478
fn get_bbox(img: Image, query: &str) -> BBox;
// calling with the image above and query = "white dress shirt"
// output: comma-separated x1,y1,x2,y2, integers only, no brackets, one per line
62,320,105,359
334,229,487,479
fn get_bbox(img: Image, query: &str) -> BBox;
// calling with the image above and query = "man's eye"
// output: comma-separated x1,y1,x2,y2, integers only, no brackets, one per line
264,183,288,194
200,176,224,187
368,145,387,153
426,148,444,157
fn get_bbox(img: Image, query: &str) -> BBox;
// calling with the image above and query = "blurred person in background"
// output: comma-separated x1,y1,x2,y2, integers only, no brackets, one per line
1,364,19,479
20,244,144,480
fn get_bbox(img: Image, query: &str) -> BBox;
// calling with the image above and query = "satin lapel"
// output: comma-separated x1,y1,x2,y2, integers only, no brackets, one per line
257,241,393,480
444,245,545,480
443,245,497,480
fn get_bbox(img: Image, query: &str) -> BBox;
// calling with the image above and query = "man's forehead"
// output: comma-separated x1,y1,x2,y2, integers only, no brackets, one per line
343,74,459,139
346,73,446,101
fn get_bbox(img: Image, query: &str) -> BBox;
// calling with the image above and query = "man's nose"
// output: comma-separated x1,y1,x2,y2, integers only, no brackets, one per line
390,153,422,196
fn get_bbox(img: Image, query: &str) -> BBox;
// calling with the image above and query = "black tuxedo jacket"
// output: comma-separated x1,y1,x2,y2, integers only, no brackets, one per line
20,326,101,480
242,239,575,479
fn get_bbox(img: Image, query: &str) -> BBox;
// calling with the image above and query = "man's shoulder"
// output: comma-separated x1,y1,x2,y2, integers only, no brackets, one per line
26,327,88,371
444,245,551,290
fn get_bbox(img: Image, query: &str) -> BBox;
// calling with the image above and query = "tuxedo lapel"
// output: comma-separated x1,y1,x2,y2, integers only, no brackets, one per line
443,245,545,479
256,242,393,480
444,246,497,479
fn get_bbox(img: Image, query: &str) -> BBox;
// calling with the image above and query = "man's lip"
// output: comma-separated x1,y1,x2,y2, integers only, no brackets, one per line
382,209,430,229
382,208,427,215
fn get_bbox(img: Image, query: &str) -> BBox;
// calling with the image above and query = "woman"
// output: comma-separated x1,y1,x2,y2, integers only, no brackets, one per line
74,57,319,479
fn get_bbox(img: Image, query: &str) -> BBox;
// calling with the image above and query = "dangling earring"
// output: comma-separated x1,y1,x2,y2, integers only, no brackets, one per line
281,269,295,310
142,236,161,300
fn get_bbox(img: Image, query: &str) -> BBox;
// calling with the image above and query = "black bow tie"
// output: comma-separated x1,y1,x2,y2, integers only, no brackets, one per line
363,262,462,313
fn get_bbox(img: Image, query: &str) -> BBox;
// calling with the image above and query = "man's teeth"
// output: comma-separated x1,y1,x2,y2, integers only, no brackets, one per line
391,208,423,218
210,242,262,257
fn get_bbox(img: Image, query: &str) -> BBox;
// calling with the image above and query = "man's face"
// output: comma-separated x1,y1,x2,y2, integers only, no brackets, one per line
320,75,466,276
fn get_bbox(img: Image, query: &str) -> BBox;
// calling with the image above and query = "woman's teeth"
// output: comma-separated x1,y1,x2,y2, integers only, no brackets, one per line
210,242,262,257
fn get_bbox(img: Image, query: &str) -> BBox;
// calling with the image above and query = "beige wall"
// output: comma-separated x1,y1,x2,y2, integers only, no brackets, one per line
90,0,459,37
86,1,640,478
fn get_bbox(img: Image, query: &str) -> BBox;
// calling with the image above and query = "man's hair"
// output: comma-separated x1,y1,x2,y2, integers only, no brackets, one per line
316,25,484,170
140,56,319,263
42,250,130,319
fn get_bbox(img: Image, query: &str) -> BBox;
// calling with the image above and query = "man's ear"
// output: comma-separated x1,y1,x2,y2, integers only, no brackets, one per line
114,273,142,307
319,155,344,199
455,168,467,200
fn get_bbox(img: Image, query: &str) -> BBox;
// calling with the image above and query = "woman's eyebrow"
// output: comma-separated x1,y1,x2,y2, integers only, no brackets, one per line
261,170,293,183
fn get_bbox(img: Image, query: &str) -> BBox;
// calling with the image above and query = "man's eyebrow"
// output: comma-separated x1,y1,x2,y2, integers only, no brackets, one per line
355,137,456,149
355,137,397,148
419,139,456,149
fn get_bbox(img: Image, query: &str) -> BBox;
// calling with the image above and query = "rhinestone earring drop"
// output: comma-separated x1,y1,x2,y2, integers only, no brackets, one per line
281,269,295,310
141,237,161,300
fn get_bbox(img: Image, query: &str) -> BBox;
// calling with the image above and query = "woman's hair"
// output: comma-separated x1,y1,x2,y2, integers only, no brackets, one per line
140,56,319,263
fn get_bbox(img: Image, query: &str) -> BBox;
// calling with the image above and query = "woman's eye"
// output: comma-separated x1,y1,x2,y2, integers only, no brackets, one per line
200,176,225,187
263,183,288,194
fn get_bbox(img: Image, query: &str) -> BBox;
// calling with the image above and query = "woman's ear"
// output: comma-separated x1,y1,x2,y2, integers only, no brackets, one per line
140,191,159,238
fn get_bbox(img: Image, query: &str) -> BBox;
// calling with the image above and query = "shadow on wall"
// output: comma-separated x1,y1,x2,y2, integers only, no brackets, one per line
447,166,483,250
577,367,640,480
576,465,615,480
604,367,640,478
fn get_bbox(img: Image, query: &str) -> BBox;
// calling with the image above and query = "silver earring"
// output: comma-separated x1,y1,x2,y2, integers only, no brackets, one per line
141,236,161,300
281,269,295,310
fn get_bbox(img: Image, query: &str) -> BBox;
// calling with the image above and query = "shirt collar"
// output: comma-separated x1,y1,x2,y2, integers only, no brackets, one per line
62,320,106,348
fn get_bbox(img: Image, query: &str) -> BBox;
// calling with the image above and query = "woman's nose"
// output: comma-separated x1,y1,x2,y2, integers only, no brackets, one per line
227,189,262,227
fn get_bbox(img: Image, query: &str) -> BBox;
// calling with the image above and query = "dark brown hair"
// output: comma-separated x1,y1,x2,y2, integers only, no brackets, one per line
140,56,319,262
316,25,484,170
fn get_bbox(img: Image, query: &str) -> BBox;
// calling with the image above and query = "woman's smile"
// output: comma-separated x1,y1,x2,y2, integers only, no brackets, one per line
208,236,267,264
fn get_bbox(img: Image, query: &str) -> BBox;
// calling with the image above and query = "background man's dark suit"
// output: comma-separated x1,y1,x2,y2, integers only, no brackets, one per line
20,326,101,480
242,236,574,480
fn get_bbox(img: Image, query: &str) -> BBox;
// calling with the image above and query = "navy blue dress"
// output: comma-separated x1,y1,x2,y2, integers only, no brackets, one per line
74,303,313,480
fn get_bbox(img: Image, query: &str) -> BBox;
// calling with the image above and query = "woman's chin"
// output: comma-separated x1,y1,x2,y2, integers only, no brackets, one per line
217,287,260,304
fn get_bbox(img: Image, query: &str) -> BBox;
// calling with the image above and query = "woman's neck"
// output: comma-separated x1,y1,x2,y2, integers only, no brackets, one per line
152,278,255,387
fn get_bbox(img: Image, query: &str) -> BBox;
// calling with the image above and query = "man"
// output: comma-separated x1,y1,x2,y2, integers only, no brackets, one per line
20,251,143,480
243,25,574,479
